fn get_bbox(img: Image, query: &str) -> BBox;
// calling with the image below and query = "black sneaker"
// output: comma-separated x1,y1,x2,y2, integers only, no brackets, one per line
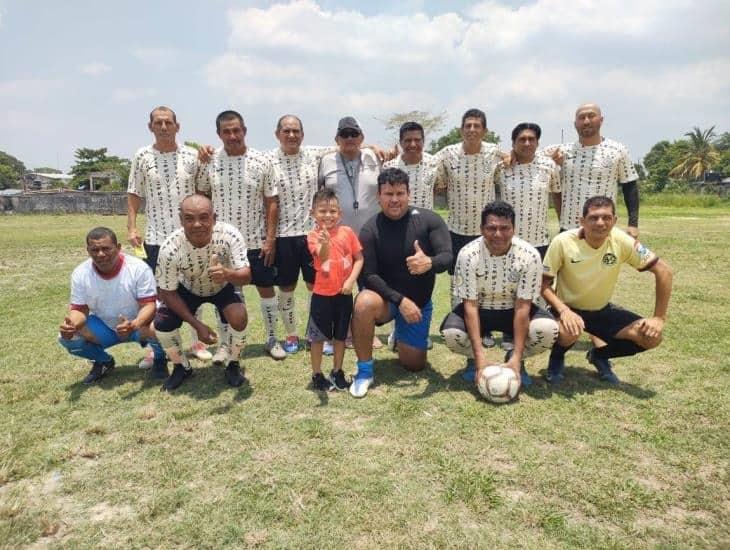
586,349,620,384
225,361,247,387
312,372,333,392
83,357,115,384
329,369,350,390
150,358,169,380
162,364,192,391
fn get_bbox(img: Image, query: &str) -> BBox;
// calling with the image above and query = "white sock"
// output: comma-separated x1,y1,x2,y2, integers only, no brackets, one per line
278,290,297,337
260,296,278,341
228,326,247,363
189,306,206,346
156,329,190,368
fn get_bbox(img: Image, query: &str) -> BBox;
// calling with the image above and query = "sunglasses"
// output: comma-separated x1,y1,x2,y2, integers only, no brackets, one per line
338,129,361,139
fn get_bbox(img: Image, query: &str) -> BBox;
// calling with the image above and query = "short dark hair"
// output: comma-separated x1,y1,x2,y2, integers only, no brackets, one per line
461,108,487,129
216,110,245,133
377,167,410,192
276,114,303,133
86,226,118,245
481,201,515,227
312,188,339,208
511,122,542,142
149,106,177,123
399,121,424,141
582,196,616,217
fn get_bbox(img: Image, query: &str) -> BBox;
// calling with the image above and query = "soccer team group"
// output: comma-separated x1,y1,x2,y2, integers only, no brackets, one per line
58,103,673,400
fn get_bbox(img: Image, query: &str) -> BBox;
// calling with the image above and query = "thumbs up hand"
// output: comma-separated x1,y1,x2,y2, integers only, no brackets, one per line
208,253,226,284
60,315,77,340
406,239,432,275
116,314,136,339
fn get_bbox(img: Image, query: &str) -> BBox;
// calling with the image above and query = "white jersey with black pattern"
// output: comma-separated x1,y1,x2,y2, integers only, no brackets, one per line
156,222,249,297
196,148,277,249
384,152,440,210
452,236,542,310
127,144,199,245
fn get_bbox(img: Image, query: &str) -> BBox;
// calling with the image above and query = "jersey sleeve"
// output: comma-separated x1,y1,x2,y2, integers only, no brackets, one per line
134,261,158,301
69,265,88,307
195,159,213,194
619,232,657,271
542,238,564,279
262,157,278,198
155,242,179,291
127,149,145,196
452,247,477,301
548,160,561,193
617,144,639,184
516,252,542,302
346,226,363,255
426,211,453,273
229,229,250,270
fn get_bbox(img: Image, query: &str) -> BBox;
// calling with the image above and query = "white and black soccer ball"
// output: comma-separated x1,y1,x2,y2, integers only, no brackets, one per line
477,364,521,403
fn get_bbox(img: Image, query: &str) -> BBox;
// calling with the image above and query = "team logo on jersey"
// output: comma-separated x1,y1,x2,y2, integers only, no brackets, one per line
507,269,520,283
602,253,617,266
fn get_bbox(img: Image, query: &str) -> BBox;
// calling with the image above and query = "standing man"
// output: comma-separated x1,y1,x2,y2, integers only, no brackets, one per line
548,103,640,237
542,196,672,384
439,202,559,388
58,227,167,384
154,194,251,390
197,110,286,361
350,168,452,397
127,106,211,364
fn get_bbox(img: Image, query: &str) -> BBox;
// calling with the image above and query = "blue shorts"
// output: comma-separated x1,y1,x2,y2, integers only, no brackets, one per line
386,300,433,351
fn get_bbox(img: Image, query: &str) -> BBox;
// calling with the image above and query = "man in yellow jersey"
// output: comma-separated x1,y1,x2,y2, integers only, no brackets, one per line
541,196,672,384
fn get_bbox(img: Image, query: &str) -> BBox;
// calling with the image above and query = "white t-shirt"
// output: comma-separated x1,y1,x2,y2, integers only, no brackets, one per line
383,152,440,210
70,254,157,329
452,236,542,310
495,154,561,247
127,144,199,245
435,142,501,236
156,222,249,297
545,138,638,229
269,146,334,237
196,148,277,249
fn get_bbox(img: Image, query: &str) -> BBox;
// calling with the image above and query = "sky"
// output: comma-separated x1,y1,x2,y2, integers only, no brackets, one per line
1,0,728,173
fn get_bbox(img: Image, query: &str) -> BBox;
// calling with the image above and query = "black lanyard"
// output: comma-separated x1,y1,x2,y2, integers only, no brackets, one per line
338,152,361,211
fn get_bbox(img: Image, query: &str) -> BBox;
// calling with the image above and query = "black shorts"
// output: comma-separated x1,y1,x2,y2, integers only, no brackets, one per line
247,248,277,288
306,293,353,342
143,243,161,271
155,284,243,332
440,303,554,335
275,235,315,287
535,245,548,260
449,232,480,274
566,303,641,342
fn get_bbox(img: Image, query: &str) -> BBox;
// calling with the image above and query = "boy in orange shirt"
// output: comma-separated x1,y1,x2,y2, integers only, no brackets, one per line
306,189,364,391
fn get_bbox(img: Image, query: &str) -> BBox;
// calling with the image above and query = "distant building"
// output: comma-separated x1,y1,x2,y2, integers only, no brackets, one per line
24,172,72,191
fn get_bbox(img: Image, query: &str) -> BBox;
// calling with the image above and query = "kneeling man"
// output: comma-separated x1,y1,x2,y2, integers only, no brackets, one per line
59,227,167,384
351,168,453,397
542,196,672,384
440,201,559,387
155,194,251,390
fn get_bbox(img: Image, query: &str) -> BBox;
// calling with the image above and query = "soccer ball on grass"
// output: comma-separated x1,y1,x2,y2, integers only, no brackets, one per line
477,364,521,403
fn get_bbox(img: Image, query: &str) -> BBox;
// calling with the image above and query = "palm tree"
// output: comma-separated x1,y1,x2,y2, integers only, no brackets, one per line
669,126,721,181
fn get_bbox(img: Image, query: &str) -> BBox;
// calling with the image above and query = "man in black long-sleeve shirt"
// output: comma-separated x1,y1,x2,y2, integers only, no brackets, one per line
350,168,452,397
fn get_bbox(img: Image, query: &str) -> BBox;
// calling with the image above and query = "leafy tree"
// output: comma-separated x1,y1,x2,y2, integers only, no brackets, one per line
427,127,500,154
0,151,26,189
642,140,688,192
712,132,730,152
633,163,646,181
669,126,720,181
70,147,130,190
379,110,447,144
716,149,730,177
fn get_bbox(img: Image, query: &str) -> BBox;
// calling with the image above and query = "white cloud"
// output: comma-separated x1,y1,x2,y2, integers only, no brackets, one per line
111,88,156,103
80,61,111,76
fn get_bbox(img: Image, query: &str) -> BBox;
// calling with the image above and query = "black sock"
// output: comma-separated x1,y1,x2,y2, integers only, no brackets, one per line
594,340,646,359
549,343,573,360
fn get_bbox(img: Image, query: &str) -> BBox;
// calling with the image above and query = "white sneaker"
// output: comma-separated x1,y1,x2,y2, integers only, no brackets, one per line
212,345,230,366
138,348,154,369
189,341,213,361
350,369,374,398
265,337,286,360
387,331,398,352
482,333,496,348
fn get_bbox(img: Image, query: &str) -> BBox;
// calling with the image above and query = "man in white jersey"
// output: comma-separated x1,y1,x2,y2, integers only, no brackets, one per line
58,227,167,384
547,103,640,237
440,202,559,389
154,195,251,391
542,196,672,385
127,106,211,365
196,110,285,361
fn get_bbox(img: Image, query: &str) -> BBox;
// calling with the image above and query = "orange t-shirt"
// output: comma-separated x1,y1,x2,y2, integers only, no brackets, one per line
307,225,362,296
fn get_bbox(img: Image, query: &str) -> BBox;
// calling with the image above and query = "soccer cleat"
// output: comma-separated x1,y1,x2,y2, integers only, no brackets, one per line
264,337,287,360
482,333,496,348
505,350,531,387
224,361,246,387
322,341,334,356
387,331,398,352
501,335,514,351
138,348,154,369
150,358,169,380
211,344,230,366
162,364,192,391
586,349,620,384
83,357,115,384
329,369,351,391
461,358,476,382
546,356,565,385
349,363,374,398
282,335,300,354
312,372,333,392
189,341,213,361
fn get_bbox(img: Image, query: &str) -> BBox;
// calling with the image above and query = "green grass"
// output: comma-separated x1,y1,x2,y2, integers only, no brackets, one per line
0,208,729,548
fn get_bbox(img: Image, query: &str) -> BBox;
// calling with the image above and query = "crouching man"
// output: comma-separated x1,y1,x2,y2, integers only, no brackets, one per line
542,196,672,384
154,194,251,391
440,201,559,387
58,227,167,384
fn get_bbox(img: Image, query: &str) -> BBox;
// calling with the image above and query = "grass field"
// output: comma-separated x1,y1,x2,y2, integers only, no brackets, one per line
1,205,729,548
